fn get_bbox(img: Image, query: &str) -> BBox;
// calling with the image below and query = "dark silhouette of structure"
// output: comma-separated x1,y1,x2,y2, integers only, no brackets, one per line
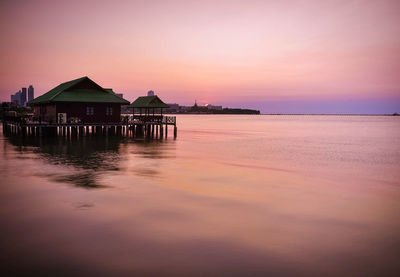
28,85,34,102
5,79,178,140
10,90,23,105
21,88,27,106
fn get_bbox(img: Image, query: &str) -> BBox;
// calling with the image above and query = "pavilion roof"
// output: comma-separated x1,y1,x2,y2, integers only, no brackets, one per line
28,76,130,105
128,95,169,108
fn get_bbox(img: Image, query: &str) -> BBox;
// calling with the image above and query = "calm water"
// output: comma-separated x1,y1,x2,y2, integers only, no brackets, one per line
1,115,400,276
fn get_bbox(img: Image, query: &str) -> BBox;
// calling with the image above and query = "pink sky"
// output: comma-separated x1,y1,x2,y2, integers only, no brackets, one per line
1,0,399,112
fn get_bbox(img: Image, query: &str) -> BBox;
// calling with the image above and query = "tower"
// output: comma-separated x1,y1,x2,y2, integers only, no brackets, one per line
21,87,27,106
16,90,22,105
28,85,34,102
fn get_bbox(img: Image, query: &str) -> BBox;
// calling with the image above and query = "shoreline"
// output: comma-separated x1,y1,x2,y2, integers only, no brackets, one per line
158,113,399,116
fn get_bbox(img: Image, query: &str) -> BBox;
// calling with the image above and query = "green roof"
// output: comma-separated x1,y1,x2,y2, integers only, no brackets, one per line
28,76,130,105
128,96,169,108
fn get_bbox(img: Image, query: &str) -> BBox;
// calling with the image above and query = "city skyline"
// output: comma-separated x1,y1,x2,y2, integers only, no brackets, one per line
1,0,399,113
10,85,34,106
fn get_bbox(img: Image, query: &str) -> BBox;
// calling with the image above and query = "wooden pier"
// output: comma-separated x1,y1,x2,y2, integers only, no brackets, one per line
2,116,177,140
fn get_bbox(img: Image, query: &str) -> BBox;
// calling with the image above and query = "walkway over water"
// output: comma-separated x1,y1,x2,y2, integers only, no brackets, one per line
2,116,177,139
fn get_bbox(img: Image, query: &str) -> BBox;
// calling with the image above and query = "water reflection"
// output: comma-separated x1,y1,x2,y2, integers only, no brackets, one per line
7,135,124,188
2,117,399,277
6,135,125,188
4,133,176,188
130,141,177,160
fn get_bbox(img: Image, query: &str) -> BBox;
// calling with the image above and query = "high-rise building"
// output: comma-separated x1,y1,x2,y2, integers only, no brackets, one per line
10,85,35,105
10,92,18,104
16,90,22,105
28,85,34,102
21,87,27,106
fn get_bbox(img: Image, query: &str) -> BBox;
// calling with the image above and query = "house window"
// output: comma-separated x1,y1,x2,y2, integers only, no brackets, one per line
106,107,113,116
86,107,94,115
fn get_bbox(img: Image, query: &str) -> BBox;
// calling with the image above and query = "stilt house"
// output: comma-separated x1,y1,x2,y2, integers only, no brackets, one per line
28,76,130,123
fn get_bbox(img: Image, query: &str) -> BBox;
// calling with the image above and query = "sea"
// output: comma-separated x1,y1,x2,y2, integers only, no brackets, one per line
1,115,399,276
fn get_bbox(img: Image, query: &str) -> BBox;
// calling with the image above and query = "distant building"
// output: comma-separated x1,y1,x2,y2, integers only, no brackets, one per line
28,85,34,102
165,103,180,113
10,92,18,104
16,91,22,105
147,90,155,96
116,93,123,98
21,87,27,106
206,104,223,110
10,87,32,106
28,76,130,123
11,90,22,105
179,106,192,112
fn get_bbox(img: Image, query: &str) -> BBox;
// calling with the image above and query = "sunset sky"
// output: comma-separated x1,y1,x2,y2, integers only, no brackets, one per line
1,0,399,113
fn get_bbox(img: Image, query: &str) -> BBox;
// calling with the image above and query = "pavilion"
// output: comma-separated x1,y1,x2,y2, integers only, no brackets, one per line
128,95,169,122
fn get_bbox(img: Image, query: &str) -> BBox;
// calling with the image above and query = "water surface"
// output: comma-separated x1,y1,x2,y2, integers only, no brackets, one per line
1,115,400,276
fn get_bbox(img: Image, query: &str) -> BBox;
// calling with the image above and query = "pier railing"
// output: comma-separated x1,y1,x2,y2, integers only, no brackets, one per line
162,116,176,124
129,115,176,125
3,118,177,139
2,115,177,139
8,115,177,126
130,115,163,124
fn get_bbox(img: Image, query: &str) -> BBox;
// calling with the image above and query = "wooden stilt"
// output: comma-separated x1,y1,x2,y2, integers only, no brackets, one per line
156,124,159,138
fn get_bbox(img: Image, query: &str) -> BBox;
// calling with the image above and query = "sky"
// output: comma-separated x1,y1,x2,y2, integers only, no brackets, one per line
1,0,399,113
